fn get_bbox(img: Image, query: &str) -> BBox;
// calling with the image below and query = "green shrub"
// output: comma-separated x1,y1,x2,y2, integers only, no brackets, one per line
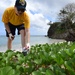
0,42,75,75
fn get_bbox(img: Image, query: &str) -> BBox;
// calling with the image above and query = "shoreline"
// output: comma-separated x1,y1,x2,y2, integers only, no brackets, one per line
0,38,65,52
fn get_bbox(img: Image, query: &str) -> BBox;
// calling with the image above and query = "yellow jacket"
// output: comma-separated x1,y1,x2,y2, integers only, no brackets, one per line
2,7,30,28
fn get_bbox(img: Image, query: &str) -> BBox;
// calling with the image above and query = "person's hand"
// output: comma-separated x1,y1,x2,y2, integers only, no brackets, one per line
9,33,14,40
25,43,30,50
22,43,30,56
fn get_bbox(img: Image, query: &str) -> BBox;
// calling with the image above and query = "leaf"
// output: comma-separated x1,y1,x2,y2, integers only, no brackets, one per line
64,61,75,75
64,49,72,56
32,71,42,75
7,52,14,58
0,66,15,75
54,54,64,65
34,59,42,65
45,70,54,75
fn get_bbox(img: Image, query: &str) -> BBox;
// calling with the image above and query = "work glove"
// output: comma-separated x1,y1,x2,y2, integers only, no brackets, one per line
9,33,14,40
22,43,30,56
26,43,30,50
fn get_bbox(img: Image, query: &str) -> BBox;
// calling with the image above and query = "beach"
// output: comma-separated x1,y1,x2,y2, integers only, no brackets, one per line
0,35,65,52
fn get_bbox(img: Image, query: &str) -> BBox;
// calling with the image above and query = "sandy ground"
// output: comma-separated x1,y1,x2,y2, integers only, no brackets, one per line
0,39,66,52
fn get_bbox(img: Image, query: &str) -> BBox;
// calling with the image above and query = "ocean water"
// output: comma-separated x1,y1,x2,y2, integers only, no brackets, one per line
0,35,65,52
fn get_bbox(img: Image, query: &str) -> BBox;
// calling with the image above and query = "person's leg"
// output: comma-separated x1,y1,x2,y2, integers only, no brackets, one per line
17,24,29,55
6,23,16,50
7,37,13,50
17,24,25,49
20,30,26,48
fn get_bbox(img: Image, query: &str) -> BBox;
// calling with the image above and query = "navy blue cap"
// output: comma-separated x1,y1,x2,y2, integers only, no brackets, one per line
15,0,26,10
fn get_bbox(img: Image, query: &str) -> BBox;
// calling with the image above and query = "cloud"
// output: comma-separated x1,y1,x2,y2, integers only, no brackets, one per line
29,12,50,35
27,0,75,21
0,0,15,12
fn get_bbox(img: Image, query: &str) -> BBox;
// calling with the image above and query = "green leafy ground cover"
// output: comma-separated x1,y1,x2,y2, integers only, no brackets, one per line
0,42,75,75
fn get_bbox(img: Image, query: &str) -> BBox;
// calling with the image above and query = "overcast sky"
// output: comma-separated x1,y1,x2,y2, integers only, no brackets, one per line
0,0,75,35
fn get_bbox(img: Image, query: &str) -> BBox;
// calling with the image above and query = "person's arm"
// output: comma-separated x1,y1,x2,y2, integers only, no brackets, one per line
4,23,14,40
4,23,11,34
23,12,30,49
25,28,30,49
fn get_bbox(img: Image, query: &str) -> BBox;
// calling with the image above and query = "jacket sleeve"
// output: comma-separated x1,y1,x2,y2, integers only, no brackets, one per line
2,9,9,23
23,12,30,28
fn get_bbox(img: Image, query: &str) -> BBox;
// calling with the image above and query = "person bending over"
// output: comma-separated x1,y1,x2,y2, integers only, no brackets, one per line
2,0,30,55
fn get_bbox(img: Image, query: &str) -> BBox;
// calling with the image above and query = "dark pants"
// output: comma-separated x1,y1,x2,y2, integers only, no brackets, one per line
6,22,25,37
